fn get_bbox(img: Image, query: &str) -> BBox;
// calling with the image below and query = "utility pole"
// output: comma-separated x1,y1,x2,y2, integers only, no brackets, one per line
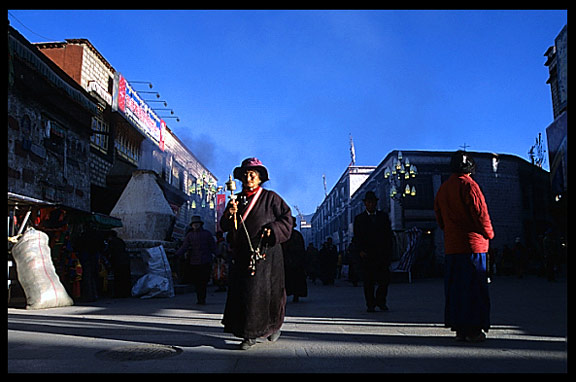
349,133,356,166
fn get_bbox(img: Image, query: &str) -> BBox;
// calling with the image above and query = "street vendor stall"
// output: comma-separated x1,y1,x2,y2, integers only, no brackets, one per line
8,192,122,308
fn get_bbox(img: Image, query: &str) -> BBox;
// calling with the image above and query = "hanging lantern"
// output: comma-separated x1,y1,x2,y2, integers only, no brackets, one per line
384,166,391,178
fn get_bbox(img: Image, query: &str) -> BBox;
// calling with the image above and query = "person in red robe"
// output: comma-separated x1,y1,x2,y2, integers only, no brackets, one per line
434,150,494,342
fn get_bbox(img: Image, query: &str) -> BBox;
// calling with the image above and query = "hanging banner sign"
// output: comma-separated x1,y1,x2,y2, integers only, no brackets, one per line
113,72,165,151
215,193,227,232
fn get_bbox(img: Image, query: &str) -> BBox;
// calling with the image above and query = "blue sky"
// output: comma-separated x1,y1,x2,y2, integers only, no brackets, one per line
8,10,567,215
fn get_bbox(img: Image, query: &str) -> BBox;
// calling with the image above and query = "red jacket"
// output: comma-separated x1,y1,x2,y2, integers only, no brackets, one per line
434,173,494,254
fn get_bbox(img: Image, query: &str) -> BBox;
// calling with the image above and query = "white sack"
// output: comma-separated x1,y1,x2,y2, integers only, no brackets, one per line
131,273,171,299
11,227,73,309
131,245,174,298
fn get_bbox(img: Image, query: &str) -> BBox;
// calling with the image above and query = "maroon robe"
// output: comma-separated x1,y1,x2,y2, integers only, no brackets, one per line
220,188,293,339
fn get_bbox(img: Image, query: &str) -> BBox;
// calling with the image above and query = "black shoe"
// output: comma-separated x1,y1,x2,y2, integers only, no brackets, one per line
239,338,256,350
377,304,389,311
465,332,486,342
455,332,467,342
367,306,376,312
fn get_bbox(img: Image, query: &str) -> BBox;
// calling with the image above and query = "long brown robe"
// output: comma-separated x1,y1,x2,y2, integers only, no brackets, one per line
220,188,293,339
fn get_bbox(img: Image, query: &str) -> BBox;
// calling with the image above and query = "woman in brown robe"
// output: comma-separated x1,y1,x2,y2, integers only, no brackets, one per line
220,157,293,350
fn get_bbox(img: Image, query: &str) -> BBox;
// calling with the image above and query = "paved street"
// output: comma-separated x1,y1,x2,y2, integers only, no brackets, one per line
8,275,567,373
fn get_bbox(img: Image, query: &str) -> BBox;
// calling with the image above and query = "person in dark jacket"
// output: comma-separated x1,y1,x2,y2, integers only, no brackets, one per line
282,219,308,302
220,157,293,350
75,227,106,302
352,191,394,312
106,230,131,298
434,150,494,342
318,237,338,285
305,243,320,284
175,216,216,305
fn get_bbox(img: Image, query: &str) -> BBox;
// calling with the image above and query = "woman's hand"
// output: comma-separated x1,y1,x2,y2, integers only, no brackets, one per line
260,226,275,247
228,199,238,217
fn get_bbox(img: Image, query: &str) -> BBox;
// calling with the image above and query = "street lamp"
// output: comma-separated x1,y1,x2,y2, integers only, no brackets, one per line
153,109,175,115
128,81,153,89
383,151,417,200
189,171,219,210
138,91,161,98
146,100,168,107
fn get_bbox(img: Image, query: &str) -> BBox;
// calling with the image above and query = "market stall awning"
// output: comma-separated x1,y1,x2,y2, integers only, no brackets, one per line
8,192,56,208
87,213,123,229
7,192,123,229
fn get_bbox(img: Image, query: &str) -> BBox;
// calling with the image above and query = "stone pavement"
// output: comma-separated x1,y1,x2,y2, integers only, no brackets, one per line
8,275,567,373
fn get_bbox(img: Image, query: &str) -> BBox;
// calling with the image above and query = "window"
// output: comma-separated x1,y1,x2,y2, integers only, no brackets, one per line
45,119,66,154
115,131,140,165
90,116,109,153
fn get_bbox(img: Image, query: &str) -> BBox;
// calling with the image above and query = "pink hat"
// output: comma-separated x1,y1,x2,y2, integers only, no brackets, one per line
233,157,269,182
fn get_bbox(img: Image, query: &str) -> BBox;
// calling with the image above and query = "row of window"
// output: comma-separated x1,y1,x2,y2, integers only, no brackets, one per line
90,116,140,164
90,115,216,208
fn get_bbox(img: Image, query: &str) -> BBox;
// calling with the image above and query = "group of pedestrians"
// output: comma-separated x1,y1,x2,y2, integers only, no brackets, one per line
175,152,495,350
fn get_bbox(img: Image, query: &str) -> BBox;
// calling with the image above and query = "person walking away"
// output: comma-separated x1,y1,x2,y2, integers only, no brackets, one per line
318,238,338,285
220,157,293,350
175,216,215,305
352,191,394,312
345,244,362,287
305,243,320,284
434,150,494,342
282,219,308,302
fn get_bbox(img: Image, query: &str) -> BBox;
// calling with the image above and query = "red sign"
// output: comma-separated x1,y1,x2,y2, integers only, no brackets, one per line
216,193,227,232
114,73,165,151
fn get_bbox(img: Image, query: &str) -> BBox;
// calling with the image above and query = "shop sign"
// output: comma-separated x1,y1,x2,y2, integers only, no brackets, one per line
87,80,113,105
113,72,165,151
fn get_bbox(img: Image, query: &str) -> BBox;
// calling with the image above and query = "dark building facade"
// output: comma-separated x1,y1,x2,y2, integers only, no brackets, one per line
8,25,99,212
543,24,567,236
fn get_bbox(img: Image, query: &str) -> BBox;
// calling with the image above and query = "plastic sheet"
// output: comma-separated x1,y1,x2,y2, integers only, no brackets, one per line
11,227,73,309
131,245,174,298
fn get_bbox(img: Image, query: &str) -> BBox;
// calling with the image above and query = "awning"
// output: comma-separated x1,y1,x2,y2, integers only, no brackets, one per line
8,192,56,208
86,213,123,229
7,192,123,229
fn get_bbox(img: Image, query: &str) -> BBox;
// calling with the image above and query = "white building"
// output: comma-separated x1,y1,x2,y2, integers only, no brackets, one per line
310,165,375,251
